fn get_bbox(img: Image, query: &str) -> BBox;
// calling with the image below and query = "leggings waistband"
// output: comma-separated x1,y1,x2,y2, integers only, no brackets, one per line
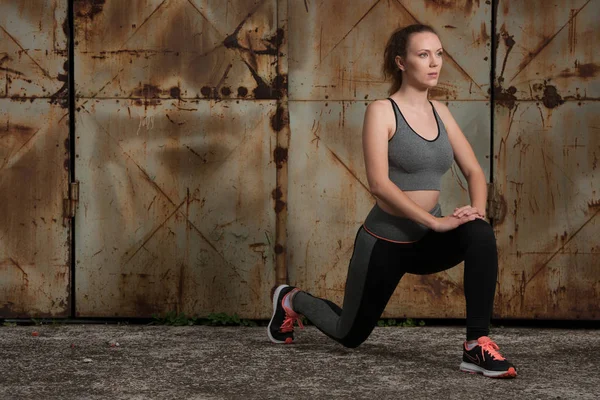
363,203,441,243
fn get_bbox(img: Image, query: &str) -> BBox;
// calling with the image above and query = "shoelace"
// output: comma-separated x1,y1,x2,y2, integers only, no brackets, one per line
479,337,506,361
280,312,304,333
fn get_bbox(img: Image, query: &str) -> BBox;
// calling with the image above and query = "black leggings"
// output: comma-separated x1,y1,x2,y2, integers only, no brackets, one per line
292,218,498,348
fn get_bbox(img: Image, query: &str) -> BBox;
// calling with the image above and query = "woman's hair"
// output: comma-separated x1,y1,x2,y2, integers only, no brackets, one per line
383,24,438,95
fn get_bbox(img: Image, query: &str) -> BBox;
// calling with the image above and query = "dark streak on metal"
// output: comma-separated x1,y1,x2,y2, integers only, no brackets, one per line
0,67,25,76
497,27,515,82
185,145,203,160
9,258,28,284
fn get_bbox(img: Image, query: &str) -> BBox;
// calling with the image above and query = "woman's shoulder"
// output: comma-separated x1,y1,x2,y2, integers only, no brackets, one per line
364,98,393,116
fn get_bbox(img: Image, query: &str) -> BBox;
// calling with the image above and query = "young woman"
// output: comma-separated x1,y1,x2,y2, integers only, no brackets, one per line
267,24,517,379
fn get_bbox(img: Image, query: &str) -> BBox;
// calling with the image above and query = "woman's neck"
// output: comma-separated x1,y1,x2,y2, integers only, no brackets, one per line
394,84,430,109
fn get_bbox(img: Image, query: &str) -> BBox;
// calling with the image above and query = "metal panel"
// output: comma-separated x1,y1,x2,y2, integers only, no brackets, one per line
493,0,599,319
0,1,68,100
74,0,281,317
493,102,599,319
0,1,70,317
75,100,277,317
75,0,279,100
287,0,491,318
288,0,490,101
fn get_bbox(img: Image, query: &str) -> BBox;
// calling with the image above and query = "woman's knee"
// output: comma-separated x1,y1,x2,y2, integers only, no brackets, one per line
460,218,496,246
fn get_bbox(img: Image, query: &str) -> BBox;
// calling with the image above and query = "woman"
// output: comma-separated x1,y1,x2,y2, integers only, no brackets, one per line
267,24,517,379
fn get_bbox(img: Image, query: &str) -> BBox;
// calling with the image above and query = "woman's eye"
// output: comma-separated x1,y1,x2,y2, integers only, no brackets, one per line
437,52,444,57
419,53,427,58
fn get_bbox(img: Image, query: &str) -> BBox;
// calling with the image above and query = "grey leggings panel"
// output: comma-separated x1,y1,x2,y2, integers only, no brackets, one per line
293,228,377,341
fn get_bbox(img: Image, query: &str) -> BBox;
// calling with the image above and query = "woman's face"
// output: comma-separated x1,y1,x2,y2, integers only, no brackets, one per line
396,32,443,89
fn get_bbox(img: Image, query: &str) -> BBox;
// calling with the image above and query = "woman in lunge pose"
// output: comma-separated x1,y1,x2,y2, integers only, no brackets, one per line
267,24,516,379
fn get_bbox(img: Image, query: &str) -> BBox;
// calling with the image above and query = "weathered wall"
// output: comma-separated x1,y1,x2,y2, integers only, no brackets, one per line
0,0,597,319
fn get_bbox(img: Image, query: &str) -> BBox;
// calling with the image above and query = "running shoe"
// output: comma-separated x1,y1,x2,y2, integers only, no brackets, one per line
460,336,517,378
267,284,304,344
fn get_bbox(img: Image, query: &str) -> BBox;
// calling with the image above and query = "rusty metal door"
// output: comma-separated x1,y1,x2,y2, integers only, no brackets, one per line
0,1,71,317
492,0,599,319
286,0,492,318
73,0,283,317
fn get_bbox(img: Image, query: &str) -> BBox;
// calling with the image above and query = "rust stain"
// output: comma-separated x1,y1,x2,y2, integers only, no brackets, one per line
74,0,105,19
274,244,283,254
497,25,515,83
493,84,517,109
273,147,288,168
558,62,599,79
274,200,286,213
200,86,212,97
271,187,283,201
425,0,480,14
541,85,564,109
270,105,288,132
237,87,248,97
130,84,182,106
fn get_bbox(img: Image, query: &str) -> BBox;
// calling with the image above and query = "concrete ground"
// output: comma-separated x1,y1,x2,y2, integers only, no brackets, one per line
0,324,598,399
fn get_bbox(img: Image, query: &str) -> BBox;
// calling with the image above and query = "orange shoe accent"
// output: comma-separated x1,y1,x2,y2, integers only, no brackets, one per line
477,336,506,361
284,337,293,344
280,289,304,334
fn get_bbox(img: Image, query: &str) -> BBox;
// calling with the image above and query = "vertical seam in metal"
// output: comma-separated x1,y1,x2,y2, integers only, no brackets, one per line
489,0,498,226
68,0,76,318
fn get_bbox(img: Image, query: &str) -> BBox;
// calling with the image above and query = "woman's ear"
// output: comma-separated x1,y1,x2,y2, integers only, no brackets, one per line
395,55,405,71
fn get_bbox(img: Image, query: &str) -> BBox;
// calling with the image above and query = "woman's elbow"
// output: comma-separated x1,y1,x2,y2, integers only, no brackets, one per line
368,179,387,198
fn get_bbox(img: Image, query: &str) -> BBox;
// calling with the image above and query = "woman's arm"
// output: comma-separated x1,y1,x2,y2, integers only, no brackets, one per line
431,100,488,217
362,100,441,230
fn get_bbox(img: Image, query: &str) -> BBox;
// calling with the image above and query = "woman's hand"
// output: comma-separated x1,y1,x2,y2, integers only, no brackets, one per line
433,214,479,232
452,205,485,220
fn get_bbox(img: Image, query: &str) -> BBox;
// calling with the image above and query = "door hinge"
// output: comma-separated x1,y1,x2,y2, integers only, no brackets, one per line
63,181,80,218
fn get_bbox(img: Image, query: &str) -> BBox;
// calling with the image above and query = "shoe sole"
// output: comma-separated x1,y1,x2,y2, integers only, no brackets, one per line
267,284,290,344
460,362,517,378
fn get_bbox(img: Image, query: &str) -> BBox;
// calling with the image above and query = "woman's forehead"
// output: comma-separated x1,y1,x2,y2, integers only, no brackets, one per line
407,32,442,51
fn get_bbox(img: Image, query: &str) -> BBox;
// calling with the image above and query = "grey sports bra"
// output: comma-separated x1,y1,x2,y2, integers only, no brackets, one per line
387,98,454,191
362,99,454,242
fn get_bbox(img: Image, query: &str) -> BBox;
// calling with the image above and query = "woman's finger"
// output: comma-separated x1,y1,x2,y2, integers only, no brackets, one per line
453,205,472,216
